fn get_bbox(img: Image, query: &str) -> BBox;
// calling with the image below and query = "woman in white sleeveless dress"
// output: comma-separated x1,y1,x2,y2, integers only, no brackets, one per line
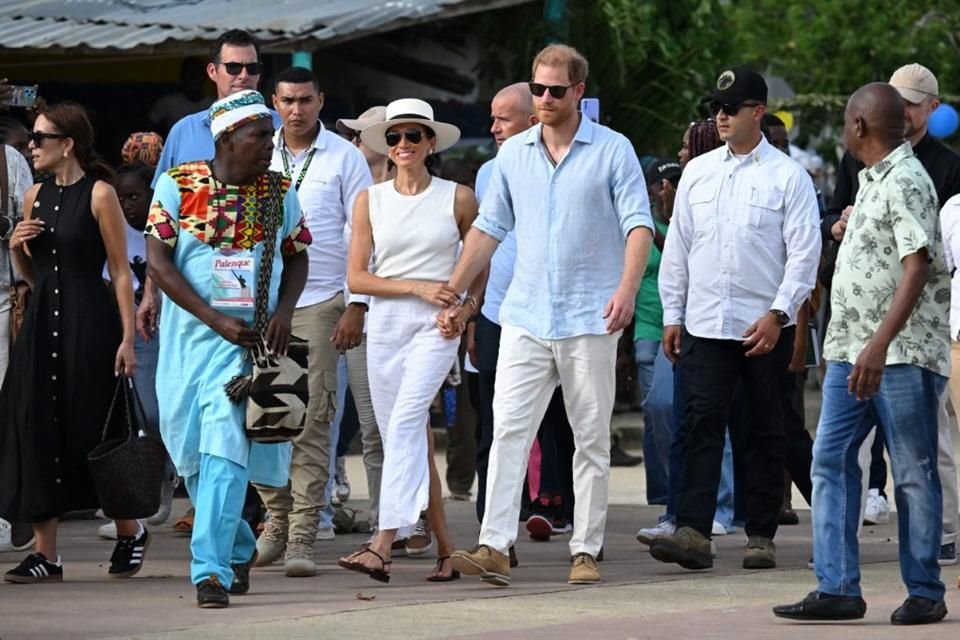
339,99,483,582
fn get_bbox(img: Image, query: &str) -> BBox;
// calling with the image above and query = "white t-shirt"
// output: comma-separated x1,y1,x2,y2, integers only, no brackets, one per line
102,223,147,304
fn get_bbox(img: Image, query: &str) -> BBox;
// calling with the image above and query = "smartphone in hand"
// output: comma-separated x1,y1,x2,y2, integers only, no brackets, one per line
2,85,38,108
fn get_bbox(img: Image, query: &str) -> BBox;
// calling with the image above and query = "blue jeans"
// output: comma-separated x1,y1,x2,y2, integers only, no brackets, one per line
813,362,945,601
317,354,348,530
133,332,175,479
637,339,668,504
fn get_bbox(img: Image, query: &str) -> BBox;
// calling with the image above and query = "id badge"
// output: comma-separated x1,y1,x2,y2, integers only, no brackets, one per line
211,249,255,309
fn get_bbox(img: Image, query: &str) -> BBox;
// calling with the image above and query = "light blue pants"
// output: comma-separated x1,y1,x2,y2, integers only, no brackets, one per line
183,453,257,587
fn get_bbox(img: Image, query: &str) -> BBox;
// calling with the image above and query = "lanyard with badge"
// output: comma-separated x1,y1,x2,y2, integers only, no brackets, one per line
208,165,256,310
279,128,317,191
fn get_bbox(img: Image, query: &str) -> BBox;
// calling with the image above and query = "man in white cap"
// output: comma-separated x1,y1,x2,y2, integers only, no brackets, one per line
146,90,311,608
889,62,960,566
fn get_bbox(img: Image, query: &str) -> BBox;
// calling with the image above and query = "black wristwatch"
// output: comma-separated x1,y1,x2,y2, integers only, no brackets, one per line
770,309,789,326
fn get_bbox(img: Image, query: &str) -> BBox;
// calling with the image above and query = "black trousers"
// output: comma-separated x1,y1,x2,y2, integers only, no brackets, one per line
783,371,813,505
676,327,793,539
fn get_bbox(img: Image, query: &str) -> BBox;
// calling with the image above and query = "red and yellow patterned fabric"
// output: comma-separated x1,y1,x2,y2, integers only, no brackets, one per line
146,161,311,256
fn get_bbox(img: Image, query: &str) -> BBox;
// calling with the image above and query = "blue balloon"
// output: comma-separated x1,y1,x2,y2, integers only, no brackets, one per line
929,104,959,138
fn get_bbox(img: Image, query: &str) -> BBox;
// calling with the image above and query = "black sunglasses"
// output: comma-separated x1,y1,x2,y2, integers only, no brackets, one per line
29,131,67,146
709,100,762,117
528,82,577,99
219,61,263,76
385,128,432,147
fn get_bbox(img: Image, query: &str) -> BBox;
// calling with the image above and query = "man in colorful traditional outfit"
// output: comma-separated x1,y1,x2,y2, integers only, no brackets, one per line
146,90,311,608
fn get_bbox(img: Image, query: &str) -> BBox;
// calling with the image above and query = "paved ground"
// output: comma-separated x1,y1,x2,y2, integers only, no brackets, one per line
4,384,959,639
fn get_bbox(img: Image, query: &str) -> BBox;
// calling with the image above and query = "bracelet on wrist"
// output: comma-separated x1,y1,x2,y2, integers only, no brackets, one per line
463,294,479,310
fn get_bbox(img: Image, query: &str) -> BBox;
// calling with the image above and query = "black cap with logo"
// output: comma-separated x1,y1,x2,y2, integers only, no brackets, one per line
703,66,768,105
645,159,682,187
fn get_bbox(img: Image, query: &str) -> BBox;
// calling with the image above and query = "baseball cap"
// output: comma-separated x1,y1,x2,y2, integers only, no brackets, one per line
645,158,682,187
335,105,386,136
703,66,767,105
889,63,939,104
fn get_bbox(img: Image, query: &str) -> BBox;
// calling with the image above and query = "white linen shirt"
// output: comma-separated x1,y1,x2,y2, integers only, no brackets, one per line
939,193,960,341
270,122,372,308
659,136,821,339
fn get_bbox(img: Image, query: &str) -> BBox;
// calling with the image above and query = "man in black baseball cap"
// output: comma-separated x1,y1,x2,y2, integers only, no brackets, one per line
704,66,768,110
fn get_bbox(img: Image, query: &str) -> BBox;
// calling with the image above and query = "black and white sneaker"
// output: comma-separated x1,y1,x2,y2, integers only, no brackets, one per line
108,528,150,578
4,552,63,583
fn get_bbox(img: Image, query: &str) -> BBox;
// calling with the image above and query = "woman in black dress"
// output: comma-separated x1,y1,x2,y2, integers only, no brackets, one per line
0,103,141,583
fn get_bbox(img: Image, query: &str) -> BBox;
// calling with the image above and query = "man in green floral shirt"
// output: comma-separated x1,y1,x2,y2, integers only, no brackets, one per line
775,82,950,625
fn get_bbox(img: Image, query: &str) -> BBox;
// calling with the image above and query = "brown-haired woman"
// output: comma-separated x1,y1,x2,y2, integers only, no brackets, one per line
0,102,142,583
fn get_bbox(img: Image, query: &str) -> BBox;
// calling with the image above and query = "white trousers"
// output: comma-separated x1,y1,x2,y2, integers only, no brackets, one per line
366,297,458,531
479,324,619,557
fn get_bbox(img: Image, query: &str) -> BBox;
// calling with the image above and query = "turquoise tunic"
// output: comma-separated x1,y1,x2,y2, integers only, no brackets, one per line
147,162,312,485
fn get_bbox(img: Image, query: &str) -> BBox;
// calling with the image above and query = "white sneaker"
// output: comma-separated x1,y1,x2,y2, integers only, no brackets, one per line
147,476,177,526
711,520,729,536
316,527,336,541
334,456,351,504
636,519,676,546
98,521,118,540
0,518,12,552
863,488,890,525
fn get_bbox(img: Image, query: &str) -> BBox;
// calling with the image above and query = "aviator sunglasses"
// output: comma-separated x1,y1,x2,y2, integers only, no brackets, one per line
528,82,578,99
709,100,762,117
218,61,263,76
385,128,433,147
29,131,68,146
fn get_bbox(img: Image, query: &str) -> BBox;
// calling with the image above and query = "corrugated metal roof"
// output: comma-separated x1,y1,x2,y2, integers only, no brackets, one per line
0,0,531,52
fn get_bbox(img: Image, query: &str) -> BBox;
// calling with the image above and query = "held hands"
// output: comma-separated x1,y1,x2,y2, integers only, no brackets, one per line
114,340,137,377
602,286,635,334
436,303,472,339
10,218,44,251
332,303,365,351
742,312,782,357
848,339,888,401
412,281,460,307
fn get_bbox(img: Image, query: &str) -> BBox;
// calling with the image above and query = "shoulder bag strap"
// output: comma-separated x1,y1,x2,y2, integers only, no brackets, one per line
0,148,13,289
251,172,282,336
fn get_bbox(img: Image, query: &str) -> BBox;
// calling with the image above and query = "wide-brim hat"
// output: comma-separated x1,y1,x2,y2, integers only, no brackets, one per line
336,105,387,136
360,98,460,156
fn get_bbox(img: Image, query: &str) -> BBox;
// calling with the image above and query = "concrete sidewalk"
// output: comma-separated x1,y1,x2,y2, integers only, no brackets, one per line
2,496,956,640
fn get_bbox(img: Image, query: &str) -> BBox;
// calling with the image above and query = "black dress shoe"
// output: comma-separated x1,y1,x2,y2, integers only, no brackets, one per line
197,577,230,609
773,591,866,620
890,596,947,625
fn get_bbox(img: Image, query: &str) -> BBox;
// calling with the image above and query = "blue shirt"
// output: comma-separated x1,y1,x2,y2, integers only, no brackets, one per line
476,158,517,325
152,108,283,188
473,117,653,339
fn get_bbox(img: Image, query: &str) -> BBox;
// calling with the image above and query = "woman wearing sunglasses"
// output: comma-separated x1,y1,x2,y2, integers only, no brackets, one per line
0,102,141,583
338,98,482,583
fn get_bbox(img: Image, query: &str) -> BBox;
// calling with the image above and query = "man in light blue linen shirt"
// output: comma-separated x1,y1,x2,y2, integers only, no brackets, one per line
446,44,653,587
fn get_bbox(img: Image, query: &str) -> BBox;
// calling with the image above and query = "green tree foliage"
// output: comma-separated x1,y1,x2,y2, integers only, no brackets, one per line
476,0,736,154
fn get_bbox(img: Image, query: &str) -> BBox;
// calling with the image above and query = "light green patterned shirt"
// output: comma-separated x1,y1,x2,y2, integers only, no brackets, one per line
824,142,950,377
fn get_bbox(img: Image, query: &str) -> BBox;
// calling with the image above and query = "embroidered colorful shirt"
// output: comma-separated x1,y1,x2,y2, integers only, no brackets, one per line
824,143,951,376
146,161,311,256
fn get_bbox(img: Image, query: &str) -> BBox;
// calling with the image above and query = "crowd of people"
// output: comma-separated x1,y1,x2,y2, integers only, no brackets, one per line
0,27,959,627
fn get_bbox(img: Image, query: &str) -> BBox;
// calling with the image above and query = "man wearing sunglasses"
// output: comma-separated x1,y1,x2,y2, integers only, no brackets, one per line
652,66,820,572
447,44,653,587
151,29,280,188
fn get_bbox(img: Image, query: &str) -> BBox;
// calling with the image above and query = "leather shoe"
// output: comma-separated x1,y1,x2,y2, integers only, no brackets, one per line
773,591,866,621
890,596,947,625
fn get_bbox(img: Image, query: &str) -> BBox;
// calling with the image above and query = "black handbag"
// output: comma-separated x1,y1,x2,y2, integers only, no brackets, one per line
87,377,167,519
223,172,309,443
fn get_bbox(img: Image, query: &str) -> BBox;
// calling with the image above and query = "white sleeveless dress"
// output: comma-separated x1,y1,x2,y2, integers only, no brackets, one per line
365,177,461,530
